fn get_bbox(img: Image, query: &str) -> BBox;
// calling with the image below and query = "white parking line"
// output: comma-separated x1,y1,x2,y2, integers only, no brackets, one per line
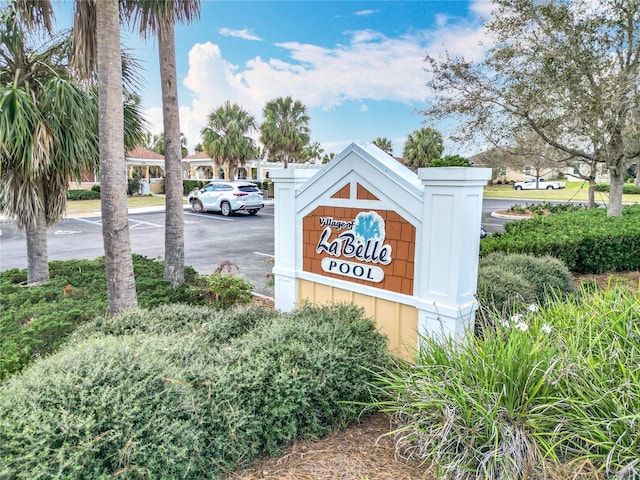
254,252,275,258
70,217,101,226
129,219,163,229
184,212,234,222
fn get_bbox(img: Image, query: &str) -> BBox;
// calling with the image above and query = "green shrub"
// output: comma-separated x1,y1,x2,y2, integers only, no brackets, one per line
66,189,101,200
595,183,640,194
428,155,472,167
0,256,208,382
481,205,640,273
0,303,389,479
209,261,254,309
183,180,208,195
373,288,640,479
478,253,574,314
73,303,279,343
90,184,101,192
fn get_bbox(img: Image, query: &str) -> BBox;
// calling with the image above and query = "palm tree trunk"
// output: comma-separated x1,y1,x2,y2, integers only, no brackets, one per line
26,180,49,284
158,19,185,287
96,0,138,314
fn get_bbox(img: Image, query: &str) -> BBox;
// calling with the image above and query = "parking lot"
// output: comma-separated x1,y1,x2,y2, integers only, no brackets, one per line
0,199,523,298
0,204,276,296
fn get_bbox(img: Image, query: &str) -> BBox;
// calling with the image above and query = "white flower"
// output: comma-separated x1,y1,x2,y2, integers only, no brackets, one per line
528,304,539,312
541,323,552,334
516,322,529,332
510,313,523,323
501,320,511,328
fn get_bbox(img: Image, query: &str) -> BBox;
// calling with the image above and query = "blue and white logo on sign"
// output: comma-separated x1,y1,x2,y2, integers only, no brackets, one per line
316,211,391,282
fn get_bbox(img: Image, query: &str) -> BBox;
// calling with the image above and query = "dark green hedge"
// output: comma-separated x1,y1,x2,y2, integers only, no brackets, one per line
183,180,209,195
594,183,640,194
0,303,388,479
480,205,640,274
67,189,101,200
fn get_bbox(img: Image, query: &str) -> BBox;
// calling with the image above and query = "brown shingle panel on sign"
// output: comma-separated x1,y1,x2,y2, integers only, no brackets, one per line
331,183,351,199
356,183,379,200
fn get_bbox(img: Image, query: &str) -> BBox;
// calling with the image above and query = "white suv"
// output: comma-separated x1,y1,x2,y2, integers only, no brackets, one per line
187,181,264,216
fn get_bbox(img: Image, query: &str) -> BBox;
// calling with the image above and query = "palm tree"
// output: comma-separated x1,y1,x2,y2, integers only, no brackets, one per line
260,96,310,168
402,127,444,169
93,0,139,312
126,1,200,287
201,101,257,181
0,5,99,284
302,141,324,163
372,137,394,155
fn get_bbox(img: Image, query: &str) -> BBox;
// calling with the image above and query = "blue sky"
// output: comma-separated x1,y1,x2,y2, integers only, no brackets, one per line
52,1,493,157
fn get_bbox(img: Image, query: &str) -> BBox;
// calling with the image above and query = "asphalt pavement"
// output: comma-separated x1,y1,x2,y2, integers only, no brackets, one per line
0,197,521,297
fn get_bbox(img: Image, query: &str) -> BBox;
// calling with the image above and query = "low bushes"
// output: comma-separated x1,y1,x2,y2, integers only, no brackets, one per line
374,287,640,479
595,183,640,194
0,255,208,382
67,189,101,200
0,303,389,479
477,252,574,315
183,179,208,194
481,205,640,273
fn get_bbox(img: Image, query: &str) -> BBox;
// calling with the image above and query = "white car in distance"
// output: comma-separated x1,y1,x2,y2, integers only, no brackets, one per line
187,181,264,216
513,178,566,190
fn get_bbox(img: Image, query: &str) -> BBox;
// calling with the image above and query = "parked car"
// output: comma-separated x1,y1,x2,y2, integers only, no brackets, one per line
187,181,264,216
513,178,566,190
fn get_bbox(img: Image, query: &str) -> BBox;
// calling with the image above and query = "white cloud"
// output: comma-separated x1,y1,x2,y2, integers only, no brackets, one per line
218,28,262,41
150,12,491,153
354,9,377,16
360,103,368,112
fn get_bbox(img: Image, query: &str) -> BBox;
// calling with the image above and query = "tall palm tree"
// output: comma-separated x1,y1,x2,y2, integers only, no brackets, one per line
260,96,310,168
0,4,99,283
372,137,394,155
92,0,139,312
125,0,200,287
402,127,444,169
201,101,257,181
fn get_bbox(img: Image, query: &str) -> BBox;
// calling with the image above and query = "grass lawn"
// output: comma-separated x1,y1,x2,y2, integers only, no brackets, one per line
65,194,174,212
483,181,640,204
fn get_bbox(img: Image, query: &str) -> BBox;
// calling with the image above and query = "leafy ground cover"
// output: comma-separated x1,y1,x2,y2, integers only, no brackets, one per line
0,255,208,382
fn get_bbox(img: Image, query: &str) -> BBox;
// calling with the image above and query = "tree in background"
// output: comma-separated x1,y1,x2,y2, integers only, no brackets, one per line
143,132,188,158
424,0,639,216
372,137,393,155
126,0,200,288
321,152,336,164
302,141,324,164
201,101,257,181
402,127,444,169
429,155,472,167
260,96,310,168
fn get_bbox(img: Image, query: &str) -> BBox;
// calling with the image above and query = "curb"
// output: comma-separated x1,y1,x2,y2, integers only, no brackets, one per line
490,211,533,220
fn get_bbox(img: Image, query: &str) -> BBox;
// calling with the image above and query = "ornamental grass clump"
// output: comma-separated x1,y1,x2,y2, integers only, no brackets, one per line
373,287,640,479
374,305,564,479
